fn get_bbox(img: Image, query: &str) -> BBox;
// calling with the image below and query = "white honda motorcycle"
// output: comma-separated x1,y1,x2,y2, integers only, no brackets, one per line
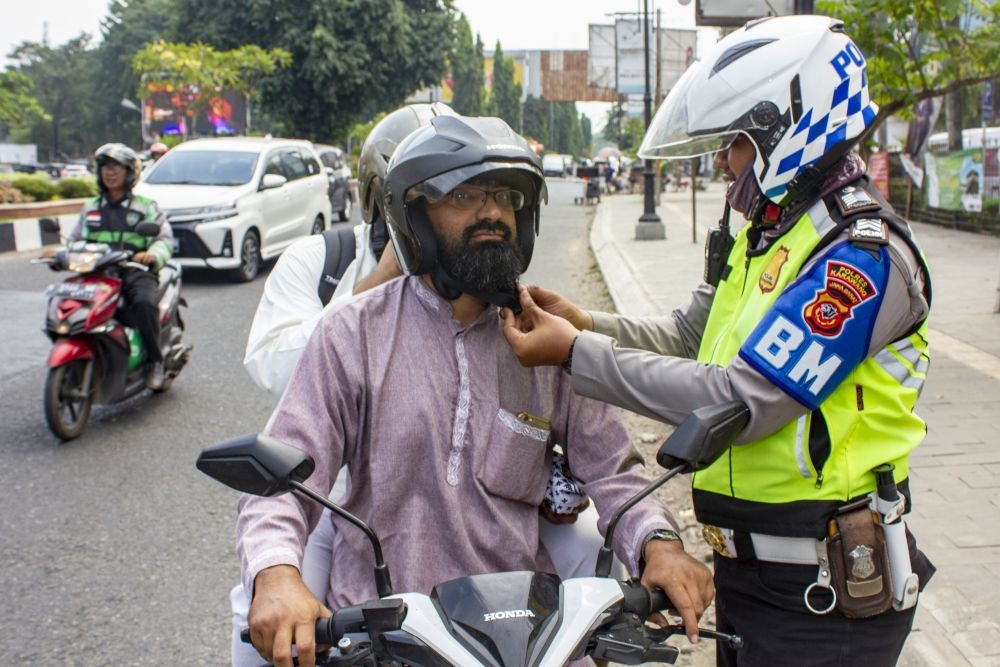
197,402,749,666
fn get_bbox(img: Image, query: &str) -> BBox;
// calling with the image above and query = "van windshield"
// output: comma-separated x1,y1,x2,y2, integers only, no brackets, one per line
145,150,259,186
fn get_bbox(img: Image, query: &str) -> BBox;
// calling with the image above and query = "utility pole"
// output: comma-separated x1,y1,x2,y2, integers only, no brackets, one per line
635,0,665,239
655,9,662,110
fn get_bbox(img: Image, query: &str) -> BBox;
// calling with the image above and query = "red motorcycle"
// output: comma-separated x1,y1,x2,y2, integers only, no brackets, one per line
34,219,192,440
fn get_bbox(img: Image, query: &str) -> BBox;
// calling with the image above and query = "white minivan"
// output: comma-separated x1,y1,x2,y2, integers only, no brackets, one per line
135,137,333,281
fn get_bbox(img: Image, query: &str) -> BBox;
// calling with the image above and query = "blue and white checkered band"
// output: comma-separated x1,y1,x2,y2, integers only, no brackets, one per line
764,70,877,200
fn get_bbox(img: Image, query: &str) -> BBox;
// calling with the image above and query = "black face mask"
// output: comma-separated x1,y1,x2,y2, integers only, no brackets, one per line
435,219,524,297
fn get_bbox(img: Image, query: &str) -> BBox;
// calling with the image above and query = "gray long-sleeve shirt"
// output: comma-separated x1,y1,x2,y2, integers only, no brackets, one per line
237,275,676,609
572,218,929,443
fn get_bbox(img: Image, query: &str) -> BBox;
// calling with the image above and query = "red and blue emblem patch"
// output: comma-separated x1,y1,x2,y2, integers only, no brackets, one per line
803,261,877,336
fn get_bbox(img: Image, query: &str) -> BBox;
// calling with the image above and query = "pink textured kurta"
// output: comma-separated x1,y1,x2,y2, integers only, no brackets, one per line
238,276,676,609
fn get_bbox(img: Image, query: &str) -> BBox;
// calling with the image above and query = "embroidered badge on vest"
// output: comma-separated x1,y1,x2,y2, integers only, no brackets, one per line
86,210,102,228
834,185,881,217
759,246,790,293
803,261,878,336
126,211,143,226
849,218,889,245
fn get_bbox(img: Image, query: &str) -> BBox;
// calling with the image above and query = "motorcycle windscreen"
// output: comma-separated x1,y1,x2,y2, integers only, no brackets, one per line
431,571,561,667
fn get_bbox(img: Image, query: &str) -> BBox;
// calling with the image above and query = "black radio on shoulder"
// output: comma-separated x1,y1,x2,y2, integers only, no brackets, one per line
704,202,734,287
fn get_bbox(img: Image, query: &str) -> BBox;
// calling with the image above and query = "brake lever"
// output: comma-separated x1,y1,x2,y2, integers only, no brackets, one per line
648,624,744,650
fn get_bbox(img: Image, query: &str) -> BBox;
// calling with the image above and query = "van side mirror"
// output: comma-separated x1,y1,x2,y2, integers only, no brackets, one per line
656,401,750,471
261,173,287,190
196,433,315,497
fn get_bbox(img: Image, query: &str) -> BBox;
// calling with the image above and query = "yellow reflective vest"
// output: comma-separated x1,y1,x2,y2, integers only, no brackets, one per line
693,194,930,538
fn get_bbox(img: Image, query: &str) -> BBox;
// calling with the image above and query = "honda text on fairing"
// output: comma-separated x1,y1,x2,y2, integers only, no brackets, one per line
33,218,192,440
197,402,751,666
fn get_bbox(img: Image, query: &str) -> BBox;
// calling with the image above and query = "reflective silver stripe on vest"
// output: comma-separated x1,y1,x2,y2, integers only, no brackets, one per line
806,200,838,238
794,414,811,478
873,341,927,393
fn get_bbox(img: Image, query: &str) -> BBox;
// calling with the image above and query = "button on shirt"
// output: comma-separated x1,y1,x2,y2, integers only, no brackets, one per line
237,276,676,609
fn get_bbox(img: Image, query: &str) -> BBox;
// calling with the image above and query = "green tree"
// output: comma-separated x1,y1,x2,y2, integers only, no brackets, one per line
132,40,291,136
93,0,181,146
8,35,99,160
521,95,549,147
451,15,484,115
0,71,49,138
817,0,1000,143
175,0,456,141
488,42,521,130
581,113,592,156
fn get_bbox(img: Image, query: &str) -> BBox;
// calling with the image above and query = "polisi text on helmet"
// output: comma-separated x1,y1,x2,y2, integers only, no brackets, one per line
830,43,865,80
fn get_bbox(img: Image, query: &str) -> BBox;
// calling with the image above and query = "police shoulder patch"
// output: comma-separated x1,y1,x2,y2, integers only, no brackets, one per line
835,185,881,216
738,240,889,410
849,218,889,246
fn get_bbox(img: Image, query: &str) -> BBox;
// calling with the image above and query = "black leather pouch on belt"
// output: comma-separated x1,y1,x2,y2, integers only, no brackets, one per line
826,499,893,618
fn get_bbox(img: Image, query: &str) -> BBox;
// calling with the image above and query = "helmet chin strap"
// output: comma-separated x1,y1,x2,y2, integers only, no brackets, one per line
429,264,522,315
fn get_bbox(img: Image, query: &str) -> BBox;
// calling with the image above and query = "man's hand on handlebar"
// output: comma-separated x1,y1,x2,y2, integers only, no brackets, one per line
640,539,715,645
249,564,333,667
132,251,156,267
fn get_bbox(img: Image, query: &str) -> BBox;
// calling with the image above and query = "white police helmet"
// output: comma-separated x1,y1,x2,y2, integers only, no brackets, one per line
638,15,877,204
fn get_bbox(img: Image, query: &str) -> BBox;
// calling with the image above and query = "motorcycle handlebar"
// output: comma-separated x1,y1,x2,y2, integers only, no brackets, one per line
239,615,346,648
619,580,674,618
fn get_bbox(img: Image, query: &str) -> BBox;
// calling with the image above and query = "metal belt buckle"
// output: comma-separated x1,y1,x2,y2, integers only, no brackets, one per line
702,524,734,558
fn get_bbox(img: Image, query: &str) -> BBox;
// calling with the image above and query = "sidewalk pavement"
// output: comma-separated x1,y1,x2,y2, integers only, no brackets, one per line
590,182,1000,666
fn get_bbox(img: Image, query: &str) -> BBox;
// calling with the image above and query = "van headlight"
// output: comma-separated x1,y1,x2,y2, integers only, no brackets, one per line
197,205,239,223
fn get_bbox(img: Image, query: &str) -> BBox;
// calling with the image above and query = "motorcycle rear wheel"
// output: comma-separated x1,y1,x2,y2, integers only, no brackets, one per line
44,360,93,441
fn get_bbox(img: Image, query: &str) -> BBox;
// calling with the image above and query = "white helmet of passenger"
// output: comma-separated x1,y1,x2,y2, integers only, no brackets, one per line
638,15,877,204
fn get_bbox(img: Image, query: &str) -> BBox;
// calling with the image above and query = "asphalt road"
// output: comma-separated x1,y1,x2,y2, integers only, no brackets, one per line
0,179,599,665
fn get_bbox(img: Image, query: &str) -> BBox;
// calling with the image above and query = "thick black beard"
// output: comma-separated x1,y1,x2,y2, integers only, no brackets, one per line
436,219,524,295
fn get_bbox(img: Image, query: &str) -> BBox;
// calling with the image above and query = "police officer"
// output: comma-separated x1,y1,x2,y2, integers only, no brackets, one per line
502,15,934,666
62,143,173,389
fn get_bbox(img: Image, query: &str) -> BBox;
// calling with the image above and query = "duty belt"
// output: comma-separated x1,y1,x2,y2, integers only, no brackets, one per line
703,525,826,565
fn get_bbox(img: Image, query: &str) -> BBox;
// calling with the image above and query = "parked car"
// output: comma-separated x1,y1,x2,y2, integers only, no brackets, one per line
313,144,354,221
134,137,332,282
542,153,572,178
60,164,91,179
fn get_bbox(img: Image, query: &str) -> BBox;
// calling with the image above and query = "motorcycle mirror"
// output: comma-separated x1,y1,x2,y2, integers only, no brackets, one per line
40,218,61,234
135,220,161,237
656,401,750,471
196,433,315,497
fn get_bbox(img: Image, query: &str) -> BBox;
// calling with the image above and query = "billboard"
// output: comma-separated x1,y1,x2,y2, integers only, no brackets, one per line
143,82,246,138
588,21,697,96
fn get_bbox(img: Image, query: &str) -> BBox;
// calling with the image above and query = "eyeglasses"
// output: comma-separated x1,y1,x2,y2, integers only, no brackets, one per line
438,186,525,211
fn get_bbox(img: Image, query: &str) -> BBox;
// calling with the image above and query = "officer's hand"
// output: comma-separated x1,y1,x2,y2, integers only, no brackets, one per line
501,284,580,367
640,540,715,644
539,496,589,524
132,251,156,267
523,284,593,331
248,565,332,667
354,239,402,295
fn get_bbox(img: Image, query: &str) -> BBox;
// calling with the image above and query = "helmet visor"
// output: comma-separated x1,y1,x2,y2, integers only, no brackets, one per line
637,59,770,160
406,161,548,207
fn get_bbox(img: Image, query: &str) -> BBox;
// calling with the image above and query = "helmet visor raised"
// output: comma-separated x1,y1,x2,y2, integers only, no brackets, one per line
638,59,771,160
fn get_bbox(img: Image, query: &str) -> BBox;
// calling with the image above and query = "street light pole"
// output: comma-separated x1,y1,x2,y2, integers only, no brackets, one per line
635,0,665,239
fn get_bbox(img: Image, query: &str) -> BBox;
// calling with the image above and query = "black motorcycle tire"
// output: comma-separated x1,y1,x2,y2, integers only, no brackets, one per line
44,360,93,441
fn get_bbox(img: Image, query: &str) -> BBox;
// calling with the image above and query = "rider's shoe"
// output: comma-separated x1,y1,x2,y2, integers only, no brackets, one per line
145,361,165,391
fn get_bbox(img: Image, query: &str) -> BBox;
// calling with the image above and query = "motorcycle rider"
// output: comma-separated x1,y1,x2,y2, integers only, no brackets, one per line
237,115,714,667
149,142,169,162
235,105,610,666
51,143,173,390
502,16,934,666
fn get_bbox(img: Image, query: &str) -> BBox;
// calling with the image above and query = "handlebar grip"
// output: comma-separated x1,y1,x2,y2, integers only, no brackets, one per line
238,617,338,646
647,587,671,614
619,581,674,617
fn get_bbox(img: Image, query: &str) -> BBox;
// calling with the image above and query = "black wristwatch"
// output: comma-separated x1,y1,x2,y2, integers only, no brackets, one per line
561,336,578,374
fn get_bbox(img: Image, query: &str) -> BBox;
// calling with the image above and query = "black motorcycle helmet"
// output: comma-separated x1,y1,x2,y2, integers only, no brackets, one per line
383,115,547,279
358,103,455,261
94,143,142,195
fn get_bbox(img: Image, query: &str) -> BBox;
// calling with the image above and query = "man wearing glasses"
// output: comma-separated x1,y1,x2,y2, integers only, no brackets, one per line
235,115,714,667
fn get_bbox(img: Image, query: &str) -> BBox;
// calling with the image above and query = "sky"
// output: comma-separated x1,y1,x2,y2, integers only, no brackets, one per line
0,0,717,132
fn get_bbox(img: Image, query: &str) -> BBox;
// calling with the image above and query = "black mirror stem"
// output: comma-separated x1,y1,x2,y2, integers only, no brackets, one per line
288,480,393,597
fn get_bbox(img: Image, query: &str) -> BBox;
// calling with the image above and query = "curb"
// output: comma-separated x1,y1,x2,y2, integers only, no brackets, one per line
589,198,659,317
0,200,86,254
